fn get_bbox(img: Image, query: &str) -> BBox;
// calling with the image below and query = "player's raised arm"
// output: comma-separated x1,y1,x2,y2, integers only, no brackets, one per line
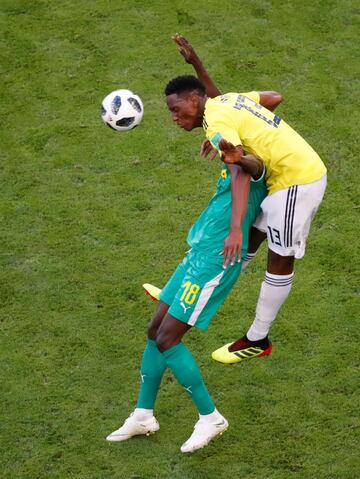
172,35,283,111
172,33,221,98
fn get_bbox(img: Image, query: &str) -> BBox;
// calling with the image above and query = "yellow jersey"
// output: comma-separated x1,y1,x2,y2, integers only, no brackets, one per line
203,92,327,194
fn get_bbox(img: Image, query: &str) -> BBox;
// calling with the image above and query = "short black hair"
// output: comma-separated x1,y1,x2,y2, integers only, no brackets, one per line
164,75,206,96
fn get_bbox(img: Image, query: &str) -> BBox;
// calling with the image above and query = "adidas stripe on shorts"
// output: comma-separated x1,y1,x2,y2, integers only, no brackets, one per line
253,175,327,259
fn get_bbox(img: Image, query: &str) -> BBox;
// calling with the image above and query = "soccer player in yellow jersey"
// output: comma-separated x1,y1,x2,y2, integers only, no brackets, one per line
164,35,327,363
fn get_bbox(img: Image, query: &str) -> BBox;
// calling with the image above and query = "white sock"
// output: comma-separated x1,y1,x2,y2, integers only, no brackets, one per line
199,408,222,423
241,252,256,271
133,408,154,420
247,272,294,341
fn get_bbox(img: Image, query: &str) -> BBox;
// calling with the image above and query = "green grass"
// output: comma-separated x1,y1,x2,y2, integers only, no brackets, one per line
1,0,359,477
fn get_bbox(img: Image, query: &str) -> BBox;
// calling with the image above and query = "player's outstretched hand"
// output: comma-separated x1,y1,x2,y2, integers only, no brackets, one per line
221,228,243,268
200,139,218,160
219,138,243,165
172,33,200,65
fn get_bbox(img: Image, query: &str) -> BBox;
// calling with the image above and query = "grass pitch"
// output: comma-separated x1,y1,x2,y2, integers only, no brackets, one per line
1,1,359,478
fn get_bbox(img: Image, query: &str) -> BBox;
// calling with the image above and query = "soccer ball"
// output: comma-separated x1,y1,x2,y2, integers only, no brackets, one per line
101,89,144,131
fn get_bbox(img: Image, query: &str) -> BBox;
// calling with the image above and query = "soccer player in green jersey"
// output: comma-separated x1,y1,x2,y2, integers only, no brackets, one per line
106,121,267,452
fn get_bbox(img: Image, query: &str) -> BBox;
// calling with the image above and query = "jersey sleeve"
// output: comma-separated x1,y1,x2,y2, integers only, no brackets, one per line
242,91,260,103
205,108,242,152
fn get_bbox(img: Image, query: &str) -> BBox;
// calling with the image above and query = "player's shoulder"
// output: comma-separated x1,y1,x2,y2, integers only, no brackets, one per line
204,93,239,122
209,91,259,102
241,91,260,102
206,93,239,107
205,91,259,114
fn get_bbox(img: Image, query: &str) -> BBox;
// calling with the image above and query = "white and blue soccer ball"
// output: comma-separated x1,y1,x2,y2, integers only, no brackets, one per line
101,89,144,131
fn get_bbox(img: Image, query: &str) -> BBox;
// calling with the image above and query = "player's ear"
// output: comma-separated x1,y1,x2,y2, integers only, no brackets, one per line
190,93,200,108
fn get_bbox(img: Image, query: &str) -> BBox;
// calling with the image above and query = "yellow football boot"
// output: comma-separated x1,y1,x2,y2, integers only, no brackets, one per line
142,283,162,301
212,337,272,364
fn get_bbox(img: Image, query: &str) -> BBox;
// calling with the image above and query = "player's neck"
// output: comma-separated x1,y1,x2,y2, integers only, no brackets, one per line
194,96,207,127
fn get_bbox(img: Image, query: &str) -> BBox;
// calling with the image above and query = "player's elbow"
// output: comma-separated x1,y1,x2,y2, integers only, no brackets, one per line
271,91,283,107
270,92,283,111
259,91,283,111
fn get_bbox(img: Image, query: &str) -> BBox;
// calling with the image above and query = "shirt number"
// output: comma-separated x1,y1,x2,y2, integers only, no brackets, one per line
234,95,281,128
180,281,201,305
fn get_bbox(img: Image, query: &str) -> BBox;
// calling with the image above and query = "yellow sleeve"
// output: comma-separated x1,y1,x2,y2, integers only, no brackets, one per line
205,108,242,151
242,91,260,103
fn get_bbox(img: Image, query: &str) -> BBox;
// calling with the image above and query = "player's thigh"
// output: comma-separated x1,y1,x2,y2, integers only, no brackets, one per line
167,250,242,331
147,257,188,339
248,226,267,253
259,177,326,259
147,301,170,340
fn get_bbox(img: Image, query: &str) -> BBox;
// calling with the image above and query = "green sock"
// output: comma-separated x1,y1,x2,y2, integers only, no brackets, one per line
137,339,167,409
162,342,215,415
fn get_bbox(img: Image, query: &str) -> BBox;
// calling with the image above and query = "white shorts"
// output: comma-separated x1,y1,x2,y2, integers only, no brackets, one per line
253,175,327,259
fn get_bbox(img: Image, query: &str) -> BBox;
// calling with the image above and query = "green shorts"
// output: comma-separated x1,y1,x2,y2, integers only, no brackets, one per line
159,248,242,330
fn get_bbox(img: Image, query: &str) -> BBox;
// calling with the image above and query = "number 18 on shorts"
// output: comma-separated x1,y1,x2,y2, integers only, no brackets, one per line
160,249,242,330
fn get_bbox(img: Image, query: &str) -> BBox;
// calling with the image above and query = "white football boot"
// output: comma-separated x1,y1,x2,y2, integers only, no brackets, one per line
181,412,228,453
106,412,159,442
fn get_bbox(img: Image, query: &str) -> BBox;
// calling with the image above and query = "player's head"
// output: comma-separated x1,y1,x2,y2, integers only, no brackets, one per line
165,75,206,131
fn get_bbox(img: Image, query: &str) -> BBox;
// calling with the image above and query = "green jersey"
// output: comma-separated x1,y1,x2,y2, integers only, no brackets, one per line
187,166,267,257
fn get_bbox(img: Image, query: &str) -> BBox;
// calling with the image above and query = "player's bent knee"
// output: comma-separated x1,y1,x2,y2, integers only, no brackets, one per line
155,313,190,352
267,249,295,275
148,314,165,340
147,321,159,340
155,324,180,352
155,331,178,353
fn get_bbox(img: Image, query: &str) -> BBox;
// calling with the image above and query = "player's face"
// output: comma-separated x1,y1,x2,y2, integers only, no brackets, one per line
166,93,202,131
